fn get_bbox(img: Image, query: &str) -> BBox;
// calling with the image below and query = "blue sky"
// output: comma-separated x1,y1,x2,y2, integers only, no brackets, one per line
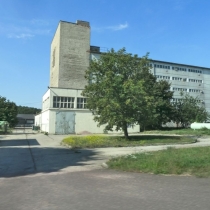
0,0,210,108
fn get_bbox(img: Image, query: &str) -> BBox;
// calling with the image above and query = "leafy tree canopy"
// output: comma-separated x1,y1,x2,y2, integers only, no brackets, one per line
171,93,209,127
17,106,41,114
82,48,173,138
140,80,173,131
0,96,18,127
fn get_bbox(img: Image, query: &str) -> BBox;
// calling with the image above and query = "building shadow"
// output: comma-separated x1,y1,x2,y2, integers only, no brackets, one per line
0,141,101,178
0,139,40,146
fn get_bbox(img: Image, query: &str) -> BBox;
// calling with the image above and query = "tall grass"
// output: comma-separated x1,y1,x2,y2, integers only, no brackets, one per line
107,147,210,177
62,135,195,148
144,128,210,136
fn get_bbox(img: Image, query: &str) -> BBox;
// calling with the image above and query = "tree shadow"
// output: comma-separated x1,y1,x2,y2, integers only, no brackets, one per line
0,140,100,178
0,139,40,146
127,135,183,141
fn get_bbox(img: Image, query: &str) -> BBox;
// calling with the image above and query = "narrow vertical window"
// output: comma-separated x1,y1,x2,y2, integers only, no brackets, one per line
52,48,56,67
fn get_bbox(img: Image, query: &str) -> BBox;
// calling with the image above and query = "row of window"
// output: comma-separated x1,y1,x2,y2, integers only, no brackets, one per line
172,67,187,71
173,87,203,93
171,98,203,103
156,75,203,83
189,79,202,83
154,64,170,69
173,87,187,92
154,64,203,74
53,96,87,109
172,77,185,81
188,69,202,73
189,89,203,93
156,75,170,80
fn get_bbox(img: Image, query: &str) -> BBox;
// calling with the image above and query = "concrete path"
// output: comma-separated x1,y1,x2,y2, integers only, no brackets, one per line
0,131,210,177
1,132,210,210
1,169,210,210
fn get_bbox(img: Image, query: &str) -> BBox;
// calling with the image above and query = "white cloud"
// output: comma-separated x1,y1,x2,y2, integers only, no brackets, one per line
30,19,49,26
0,18,51,39
108,22,128,31
92,22,128,32
8,33,34,39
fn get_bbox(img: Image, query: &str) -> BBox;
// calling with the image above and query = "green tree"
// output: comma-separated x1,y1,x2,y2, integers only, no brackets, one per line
17,106,41,114
137,76,173,131
82,48,156,139
0,96,18,127
171,93,209,127
153,80,173,128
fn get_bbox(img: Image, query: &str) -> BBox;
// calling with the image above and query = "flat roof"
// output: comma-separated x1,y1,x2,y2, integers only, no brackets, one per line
150,59,210,70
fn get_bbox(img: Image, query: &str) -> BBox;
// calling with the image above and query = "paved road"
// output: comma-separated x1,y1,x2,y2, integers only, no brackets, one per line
0,131,210,210
1,131,210,177
0,169,210,210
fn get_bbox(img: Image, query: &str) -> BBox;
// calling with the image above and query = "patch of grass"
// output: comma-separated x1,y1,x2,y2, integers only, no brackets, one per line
0,129,12,134
62,135,196,148
107,147,210,177
144,128,210,136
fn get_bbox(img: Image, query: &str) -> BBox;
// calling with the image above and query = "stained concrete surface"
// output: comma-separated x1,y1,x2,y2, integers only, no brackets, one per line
0,131,210,210
0,169,210,210
0,131,210,177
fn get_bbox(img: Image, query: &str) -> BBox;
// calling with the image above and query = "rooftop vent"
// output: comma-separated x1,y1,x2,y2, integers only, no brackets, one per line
90,46,100,53
76,20,90,27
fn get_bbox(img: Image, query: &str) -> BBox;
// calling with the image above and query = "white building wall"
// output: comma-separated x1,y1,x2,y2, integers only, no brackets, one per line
203,68,210,113
151,61,210,113
42,89,51,111
40,110,50,133
35,114,41,126
37,87,140,134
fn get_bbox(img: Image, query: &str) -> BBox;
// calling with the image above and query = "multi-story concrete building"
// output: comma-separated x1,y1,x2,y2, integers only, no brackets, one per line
150,60,210,112
35,20,139,134
35,20,210,134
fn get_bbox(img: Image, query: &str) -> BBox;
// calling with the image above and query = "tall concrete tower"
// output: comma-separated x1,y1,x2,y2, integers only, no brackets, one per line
50,20,90,89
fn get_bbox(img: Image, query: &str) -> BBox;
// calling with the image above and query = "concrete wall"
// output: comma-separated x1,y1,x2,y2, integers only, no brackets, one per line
47,87,83,109
50,23,60,88
36,108,140,135
39,88,140,134
203,68,210,113
41,110,50,132
35,114,41,126
75,110,139,134
42,89,51,111
50,20,90,89
150,61,210,113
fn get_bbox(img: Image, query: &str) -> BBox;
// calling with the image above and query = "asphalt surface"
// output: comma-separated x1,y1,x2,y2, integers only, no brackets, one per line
0,130,210,210
1,169,210,210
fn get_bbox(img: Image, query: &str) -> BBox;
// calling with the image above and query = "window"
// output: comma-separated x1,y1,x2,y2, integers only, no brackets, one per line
155,75,170,80
172,77,183,81
154,64,169,69
52,48,56,67
189,79,202,83
53,96,74,108
172,66,186,71
173,87,187,92
189,89,201,93
188,69,202,74
77,98,87,109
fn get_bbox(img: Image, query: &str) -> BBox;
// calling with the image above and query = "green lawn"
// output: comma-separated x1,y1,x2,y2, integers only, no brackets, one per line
107,147,210,177
143,128,210,136
62,135,196,148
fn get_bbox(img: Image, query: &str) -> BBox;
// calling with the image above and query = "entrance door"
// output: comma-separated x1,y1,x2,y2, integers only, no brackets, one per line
55,112,75,134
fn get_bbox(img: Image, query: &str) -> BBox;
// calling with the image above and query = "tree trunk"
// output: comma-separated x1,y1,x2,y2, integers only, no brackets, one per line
123,122,129,140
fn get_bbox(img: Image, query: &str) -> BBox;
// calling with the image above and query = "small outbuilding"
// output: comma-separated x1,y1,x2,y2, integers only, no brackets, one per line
16,114,35,127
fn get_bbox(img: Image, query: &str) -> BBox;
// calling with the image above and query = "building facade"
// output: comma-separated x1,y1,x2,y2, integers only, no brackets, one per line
35,20,210,134
150,60,210,113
